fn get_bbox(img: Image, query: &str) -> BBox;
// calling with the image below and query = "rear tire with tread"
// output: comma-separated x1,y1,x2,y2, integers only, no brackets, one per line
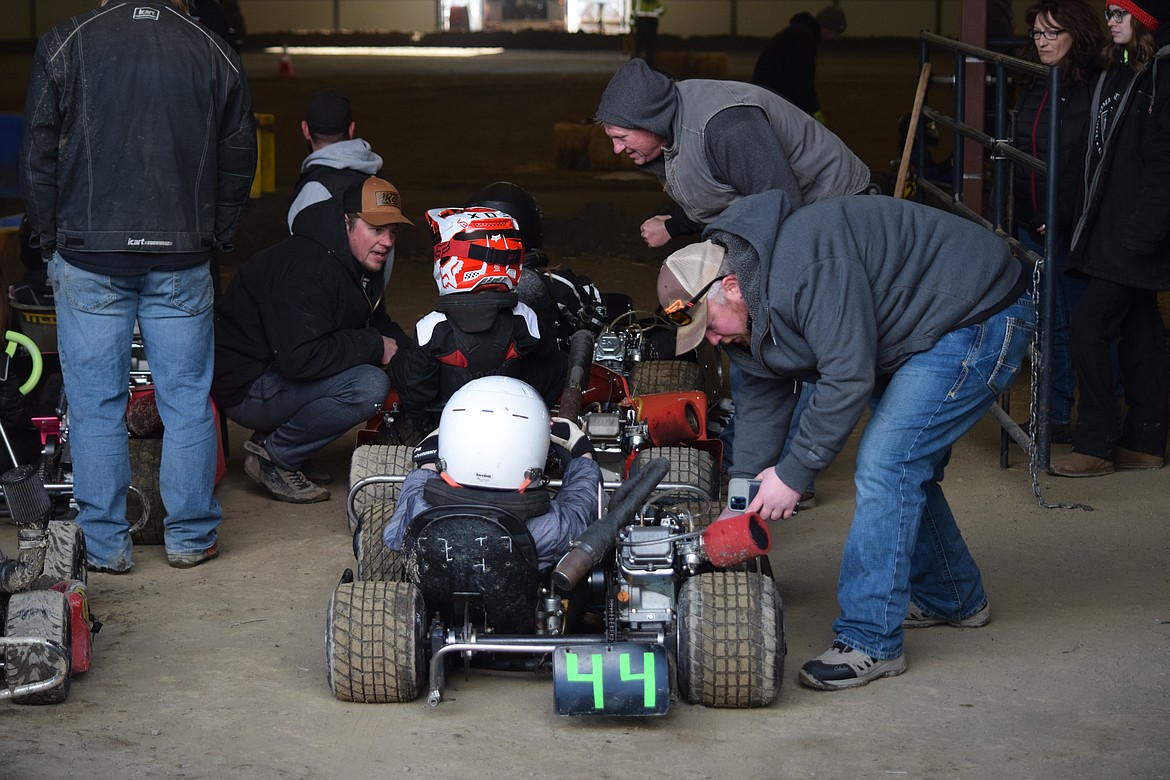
630,446,719,521
356,502,405,582
326,580,425,703
630,360,704,395
676,571,784,708
128,438,165,545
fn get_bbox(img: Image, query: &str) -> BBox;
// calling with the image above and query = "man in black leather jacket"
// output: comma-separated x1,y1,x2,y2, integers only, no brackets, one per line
20,0,256,573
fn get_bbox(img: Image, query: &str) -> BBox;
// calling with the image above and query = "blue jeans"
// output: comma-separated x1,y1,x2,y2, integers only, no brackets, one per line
50,256,221,568
224,364,389,471
832,295,1035,659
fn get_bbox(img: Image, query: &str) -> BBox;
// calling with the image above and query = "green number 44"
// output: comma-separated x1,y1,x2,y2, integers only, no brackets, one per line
565,651,656,710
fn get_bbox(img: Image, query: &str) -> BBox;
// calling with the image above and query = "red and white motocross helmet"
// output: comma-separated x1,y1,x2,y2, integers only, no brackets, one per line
426,207,525,295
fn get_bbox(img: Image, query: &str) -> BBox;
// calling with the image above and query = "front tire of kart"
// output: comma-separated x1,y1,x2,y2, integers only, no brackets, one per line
676,571,785,708
348,444,413,523
629,360,704,395
40,520,87,585
4,590,73,705
326,580,426,703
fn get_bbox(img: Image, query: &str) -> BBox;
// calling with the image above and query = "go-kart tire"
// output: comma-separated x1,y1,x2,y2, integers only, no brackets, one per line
373,413,430,447
326,580,426,704
629,446,718,521
630,446,717,498
4,589,72,705
630,360,704,395
349,444,413,520
676,571,784,708
127,437,165,546
355,502,405,582
40,520,87,585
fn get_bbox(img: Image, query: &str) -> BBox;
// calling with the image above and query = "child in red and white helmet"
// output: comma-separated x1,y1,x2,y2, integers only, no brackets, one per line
386,207,568,430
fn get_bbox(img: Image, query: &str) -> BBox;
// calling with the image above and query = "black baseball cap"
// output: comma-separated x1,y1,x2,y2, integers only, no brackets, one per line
305,89,353,135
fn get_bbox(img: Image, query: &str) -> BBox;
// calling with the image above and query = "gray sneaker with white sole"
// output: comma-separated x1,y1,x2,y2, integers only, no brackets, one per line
799,642,907,690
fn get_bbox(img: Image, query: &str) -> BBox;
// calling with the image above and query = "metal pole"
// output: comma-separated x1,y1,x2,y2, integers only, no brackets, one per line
1036,65,1063,471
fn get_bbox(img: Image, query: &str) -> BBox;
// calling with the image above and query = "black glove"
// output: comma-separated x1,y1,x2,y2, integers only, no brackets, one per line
550,417,594,465
412,431,440,467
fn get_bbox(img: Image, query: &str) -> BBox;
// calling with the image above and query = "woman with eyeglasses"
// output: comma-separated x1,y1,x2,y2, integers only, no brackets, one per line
1050,0,1170,477
1012,0,1106,445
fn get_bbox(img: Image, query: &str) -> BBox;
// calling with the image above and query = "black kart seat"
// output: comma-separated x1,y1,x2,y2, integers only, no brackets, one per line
403,503,541,634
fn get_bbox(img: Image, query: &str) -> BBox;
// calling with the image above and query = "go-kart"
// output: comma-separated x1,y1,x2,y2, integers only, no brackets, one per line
348,329,722,582
0,463,96,704
328,331,784,715
0,331,97,704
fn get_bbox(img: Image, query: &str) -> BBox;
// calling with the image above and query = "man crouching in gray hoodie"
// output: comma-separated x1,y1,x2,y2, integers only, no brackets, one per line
656,189,1033,691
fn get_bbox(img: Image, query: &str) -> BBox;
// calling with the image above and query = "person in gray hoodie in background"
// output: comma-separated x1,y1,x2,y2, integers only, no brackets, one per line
596,57,870,504
656,190,1033,691
594,58,870,249
287,89,384,231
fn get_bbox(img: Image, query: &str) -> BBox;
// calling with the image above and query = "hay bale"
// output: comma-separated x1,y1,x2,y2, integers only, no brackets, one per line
554,120,594,171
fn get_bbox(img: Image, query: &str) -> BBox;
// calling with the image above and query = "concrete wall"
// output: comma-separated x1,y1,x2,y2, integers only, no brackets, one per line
8,0,1038,41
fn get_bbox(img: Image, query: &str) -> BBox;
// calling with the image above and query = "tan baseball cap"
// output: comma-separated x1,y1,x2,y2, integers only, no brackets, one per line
344,176,414,227
656,241,726,355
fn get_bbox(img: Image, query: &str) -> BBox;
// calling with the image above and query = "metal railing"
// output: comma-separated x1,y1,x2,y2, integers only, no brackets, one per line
914,30,1063,473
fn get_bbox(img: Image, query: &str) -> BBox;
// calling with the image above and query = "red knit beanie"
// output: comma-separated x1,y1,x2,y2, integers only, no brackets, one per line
1109,0,1165,31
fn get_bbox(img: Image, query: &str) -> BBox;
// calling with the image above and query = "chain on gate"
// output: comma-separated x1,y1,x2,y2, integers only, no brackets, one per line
1027,255,1093,511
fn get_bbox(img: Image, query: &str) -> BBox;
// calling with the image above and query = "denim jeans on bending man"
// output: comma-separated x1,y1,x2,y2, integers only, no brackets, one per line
50,256,221,571
223,364,390,472
832,294,1035,660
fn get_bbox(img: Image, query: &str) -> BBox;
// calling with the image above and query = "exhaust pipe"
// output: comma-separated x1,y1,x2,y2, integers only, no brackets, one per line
551,457,670,592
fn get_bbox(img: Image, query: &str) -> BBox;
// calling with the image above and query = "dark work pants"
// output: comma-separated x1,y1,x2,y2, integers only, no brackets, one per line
1070,278,1169,458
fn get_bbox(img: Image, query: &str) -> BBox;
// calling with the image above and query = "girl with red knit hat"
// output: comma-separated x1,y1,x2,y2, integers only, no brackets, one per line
1051,0,1170,476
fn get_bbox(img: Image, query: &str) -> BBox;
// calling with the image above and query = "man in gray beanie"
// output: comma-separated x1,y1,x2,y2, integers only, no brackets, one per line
595,58,870,248
597,56,871,505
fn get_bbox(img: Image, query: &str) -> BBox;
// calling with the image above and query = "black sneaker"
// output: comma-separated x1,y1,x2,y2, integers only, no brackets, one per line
798,642,907,690
245,432,331,484
245,451,329,503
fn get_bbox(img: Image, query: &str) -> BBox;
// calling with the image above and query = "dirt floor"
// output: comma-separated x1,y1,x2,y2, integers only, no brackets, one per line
0,41,1167,779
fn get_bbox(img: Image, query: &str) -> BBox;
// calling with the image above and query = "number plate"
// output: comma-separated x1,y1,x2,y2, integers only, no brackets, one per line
552,643,670,716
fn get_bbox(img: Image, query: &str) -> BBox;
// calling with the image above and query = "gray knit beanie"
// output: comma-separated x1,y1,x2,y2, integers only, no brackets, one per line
595,59,677,138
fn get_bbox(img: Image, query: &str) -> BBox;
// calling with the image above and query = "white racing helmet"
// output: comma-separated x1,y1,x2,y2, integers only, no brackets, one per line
438,376,551,490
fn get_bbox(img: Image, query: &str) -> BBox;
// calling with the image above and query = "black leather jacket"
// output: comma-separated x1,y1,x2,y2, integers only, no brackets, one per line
20,1,256,268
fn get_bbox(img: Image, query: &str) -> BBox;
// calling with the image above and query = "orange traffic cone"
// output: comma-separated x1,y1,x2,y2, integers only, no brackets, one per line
278,46,294,77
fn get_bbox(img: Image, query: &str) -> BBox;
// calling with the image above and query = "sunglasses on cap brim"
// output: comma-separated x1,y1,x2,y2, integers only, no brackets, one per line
656,275,727,326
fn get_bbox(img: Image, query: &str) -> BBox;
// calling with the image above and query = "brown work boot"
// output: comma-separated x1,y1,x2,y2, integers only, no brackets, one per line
1114,447,1164,470
1048,453,1114,478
